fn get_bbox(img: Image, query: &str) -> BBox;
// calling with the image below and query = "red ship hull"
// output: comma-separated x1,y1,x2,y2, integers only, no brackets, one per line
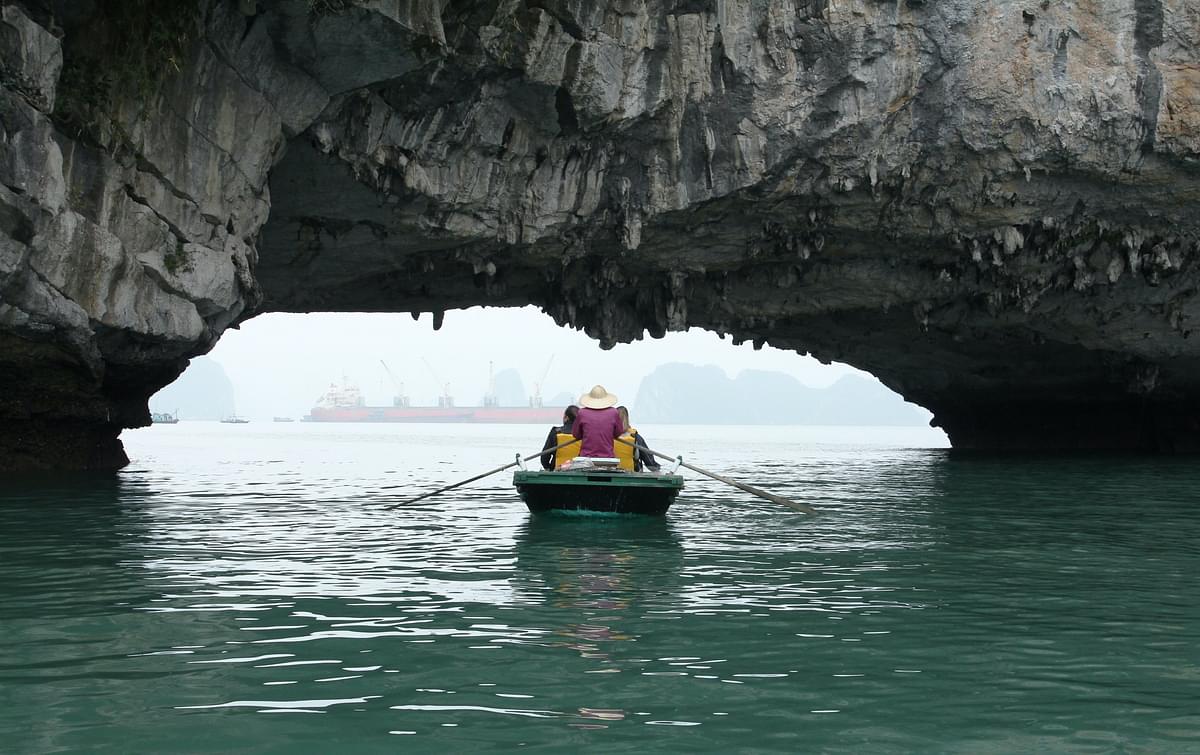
305,406,563,423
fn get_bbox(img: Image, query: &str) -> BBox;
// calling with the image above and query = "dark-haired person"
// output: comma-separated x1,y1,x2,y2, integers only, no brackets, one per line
540,404,579,470
616,405,660,472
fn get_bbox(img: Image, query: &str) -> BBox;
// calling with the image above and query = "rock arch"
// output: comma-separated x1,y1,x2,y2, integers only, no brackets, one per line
2,0,1199,470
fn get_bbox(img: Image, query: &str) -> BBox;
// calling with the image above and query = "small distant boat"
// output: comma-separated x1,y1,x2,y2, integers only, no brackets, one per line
151,411,179,424
220,415,249,424
272,417,294,423
513,463,684,516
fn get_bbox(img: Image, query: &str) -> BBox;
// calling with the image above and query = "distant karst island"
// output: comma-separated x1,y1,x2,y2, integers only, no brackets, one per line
633,364,930,426
149,357,236,421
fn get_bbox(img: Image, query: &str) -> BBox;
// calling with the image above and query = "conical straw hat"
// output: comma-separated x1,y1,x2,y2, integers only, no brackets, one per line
578,384,618,409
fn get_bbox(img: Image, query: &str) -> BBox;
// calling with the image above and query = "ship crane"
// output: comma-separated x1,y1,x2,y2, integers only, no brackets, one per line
482,361,499,408
421,357,454,408
380,360,410,408
529,354,554,408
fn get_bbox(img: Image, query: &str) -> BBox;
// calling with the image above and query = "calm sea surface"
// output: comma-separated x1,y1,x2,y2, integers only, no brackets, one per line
2,423,1198,753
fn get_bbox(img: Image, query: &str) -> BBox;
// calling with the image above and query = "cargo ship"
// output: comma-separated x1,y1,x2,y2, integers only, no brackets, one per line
303,379,564,424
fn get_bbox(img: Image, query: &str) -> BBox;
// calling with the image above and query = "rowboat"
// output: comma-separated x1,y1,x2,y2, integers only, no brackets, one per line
512,467,685,516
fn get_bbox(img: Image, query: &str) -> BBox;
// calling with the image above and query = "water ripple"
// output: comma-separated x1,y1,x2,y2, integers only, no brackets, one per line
1,425,1198,750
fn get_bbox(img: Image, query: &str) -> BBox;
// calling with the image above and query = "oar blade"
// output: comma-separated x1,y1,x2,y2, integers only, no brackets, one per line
613,436,817,515
725,478,816,515
388,437,582,509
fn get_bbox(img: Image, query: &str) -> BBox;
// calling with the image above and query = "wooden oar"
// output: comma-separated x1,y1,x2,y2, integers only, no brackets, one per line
386,437,581,508
615,437,816,515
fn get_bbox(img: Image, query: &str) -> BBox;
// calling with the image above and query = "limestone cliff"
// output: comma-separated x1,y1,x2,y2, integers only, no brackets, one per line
1,0,1198,470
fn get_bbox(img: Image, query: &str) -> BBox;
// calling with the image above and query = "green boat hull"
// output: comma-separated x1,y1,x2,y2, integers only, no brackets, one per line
513,470,684,516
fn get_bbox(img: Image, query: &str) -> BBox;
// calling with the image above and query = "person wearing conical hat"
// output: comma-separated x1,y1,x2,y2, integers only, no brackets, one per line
572,385,624,459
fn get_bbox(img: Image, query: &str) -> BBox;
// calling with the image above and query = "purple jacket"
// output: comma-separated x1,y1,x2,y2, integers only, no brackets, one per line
572,407,623,458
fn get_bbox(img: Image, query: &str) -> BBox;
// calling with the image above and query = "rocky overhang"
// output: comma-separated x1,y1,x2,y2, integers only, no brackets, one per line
1,0,1198,470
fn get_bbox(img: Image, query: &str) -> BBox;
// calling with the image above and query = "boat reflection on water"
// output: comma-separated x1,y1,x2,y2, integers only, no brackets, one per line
511,516,685,727
512,515,685,612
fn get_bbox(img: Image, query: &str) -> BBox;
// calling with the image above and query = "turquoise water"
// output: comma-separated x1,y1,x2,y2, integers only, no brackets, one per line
2,423,1199,752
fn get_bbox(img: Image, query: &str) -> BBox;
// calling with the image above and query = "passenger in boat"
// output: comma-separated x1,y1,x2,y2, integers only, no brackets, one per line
540,404,579,470
572,385,624,460
616,405,661,472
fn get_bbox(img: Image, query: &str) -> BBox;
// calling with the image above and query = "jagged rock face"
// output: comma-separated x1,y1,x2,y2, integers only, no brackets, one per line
0,1,270,469
1,0,1199,470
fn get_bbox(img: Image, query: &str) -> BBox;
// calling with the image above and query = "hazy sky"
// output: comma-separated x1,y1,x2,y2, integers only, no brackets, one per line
198,306,873,419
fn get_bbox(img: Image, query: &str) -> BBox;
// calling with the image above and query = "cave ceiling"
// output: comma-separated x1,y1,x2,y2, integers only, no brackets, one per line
2,0,1200,468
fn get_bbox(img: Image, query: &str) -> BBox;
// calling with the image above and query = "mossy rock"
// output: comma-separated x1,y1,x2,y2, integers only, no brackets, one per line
47,0,199,150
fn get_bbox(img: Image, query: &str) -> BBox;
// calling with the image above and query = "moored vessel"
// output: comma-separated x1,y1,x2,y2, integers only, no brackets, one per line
305,378,563,424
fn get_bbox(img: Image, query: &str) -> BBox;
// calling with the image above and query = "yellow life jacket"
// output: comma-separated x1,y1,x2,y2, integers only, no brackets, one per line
615,432,636,471
554,432,581,469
